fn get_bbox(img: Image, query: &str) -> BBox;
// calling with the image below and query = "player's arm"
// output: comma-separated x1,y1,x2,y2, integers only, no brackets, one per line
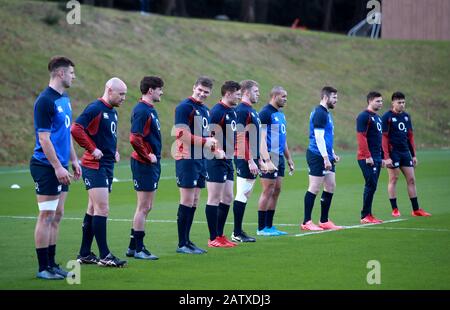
284,140,295,174
381,113,393,167
406,115,417,166
69,138,81,180
356,114,373,165
175,105,216,149
130,112,157,163
71,106,104,160
259,128,276,173
313,110,332,170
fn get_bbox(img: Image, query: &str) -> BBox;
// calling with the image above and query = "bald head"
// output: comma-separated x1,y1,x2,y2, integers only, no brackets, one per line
269,86,287,109
103,77,127,107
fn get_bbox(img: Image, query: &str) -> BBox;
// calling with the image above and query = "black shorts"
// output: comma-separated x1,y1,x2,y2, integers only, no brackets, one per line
30,157,68,195
81,165,114,192
175,159,206,188
206,159,234,183
234,158,259,180
131,158,161,192
389,150,413,169
260,155,285,179
306,149,335,177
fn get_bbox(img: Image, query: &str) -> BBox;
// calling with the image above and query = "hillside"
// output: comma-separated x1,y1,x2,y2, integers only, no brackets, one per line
0,0,449,165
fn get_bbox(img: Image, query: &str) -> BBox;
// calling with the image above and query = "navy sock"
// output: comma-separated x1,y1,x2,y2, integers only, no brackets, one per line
48,244,56,267
36,247,49,272
186,207,196,243
134,230,145,252
390,198,398,210
205,204,218,240
266,210,275,228
79,213,94,257
303,191,316,224
258,210,266,230
320,191,334,223
217,203,230,236
177,204,190,247
128,228,136,250
233,200,247,235
410,197,419,211
93,215,109,259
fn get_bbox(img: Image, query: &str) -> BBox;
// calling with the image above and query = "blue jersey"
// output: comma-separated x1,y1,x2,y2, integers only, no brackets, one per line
382,110,414,154
174,97,210,160
259,103,287,156
130,100,162,163
235,102,261,160
32,87,72,167
308,105,334,161
356,110,382,161
74,99,118,168
209,102,237,156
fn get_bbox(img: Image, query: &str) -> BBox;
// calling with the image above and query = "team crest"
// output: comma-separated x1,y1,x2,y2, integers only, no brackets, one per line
392,117,397,122
405,116,409,121
57,106,63,113
103,113,109,119
225,115,229,120
195,110,200,115
371,117,375,121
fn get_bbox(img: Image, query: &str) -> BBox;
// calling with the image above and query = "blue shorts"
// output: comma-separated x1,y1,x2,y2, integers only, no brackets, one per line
81,165,114,192
131,158,161,192
261,154,285,179
206,159,234,183
306,149,335,177
30,158,69,195
234,158,259,180
176,159,206,188
389,150,413,169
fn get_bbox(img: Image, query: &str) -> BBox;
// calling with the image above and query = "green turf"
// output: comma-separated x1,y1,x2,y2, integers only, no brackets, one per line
0,150,449,289
0,0,449,165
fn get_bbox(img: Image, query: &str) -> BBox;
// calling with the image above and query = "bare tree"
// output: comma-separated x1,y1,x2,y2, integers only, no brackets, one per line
323,0,334,31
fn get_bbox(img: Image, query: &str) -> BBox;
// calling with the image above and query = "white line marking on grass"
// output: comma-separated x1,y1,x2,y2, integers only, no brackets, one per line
358,226,450,232
293,219,407,237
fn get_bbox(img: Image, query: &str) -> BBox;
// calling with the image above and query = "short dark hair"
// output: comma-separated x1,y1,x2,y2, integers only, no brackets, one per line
194,76,214,89
392,91,405,101
367,91,382,103
221,80,241,96
48,56,74,72
140,76,164,94
321,86,337,99
240,80,259,93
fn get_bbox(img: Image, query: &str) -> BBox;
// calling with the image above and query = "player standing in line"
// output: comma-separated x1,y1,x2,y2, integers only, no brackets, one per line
125,76,164,260
231,80,276,242
205,81,240,248
72,77,128,267
30,56,81,279
301,86,342,231
257,86,295,236
382,92,431,217
356,92,384,224
173,76,218,254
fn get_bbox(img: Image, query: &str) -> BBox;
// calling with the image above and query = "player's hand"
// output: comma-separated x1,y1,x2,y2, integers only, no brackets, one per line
265,160,278,173
384,158,393,168
381,160,386,168
214,149,226,160
91,148,103,160
149,153,157,164
115,151,120,162
323,157,332,171
412,157,418,167
366,157,374,166
288,159,295,175
71,160,81,180
248,159,259,176
334,154,340,163
55,166,72,185
204,137,217,151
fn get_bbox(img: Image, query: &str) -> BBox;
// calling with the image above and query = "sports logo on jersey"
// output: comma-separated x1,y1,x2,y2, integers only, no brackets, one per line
84,178,91,187
195,110,200,115
274,116,279,122
405,116,409,121
371,117,375,121
103,113,109,119
151,113,155,119
156,119,161,131
134,180,139,188
207,111,210,117
193,180,197,186
392,117,397,122
57,106,64,113
251,112,255,117
57,185,62,192
35,182,39,192
226,114,229,120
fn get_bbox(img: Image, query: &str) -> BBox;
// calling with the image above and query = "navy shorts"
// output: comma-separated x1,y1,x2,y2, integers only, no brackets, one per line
261,154,285,179
30,157,68,195
206,159,234,183
389,150,413,169
131,158,161,192
81,165,114,192
306,149,335,177
234,158,259,180
176,159,206,188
